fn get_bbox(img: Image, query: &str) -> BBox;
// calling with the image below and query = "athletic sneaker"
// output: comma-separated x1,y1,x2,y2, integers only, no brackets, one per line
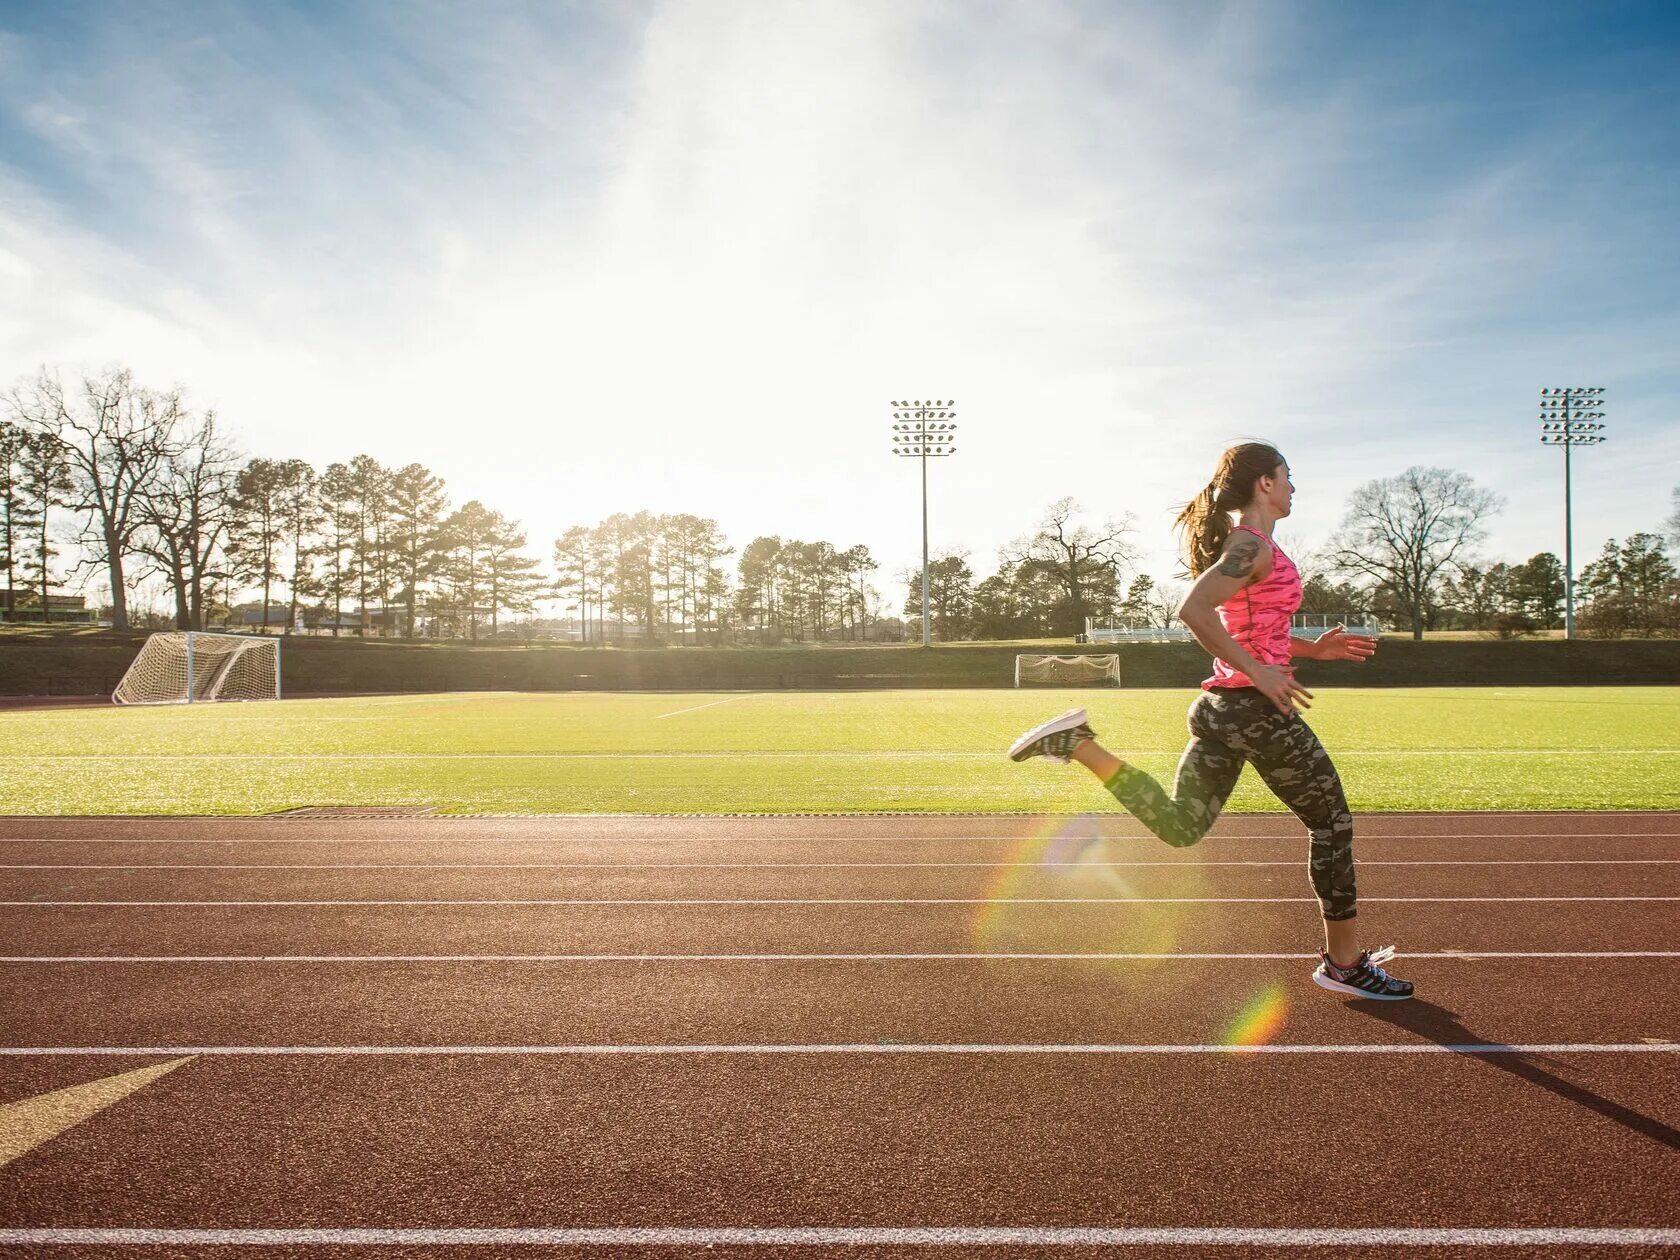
1312,944,1414,1000
1008,708,1097,764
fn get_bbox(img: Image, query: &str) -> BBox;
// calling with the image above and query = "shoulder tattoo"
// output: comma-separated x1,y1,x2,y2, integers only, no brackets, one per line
1216,537,1261,580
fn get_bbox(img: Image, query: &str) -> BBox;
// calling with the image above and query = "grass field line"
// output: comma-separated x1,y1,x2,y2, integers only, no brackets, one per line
10,895,1678,906
5,1230,1680,1252
6,748,1680,759
7,858,1678,870
654,694,759,719
4,1043,1677,1057
7,950,1676,963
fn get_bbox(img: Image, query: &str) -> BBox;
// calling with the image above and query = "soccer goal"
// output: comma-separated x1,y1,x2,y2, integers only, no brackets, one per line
1014,653,1121,687
112,632,282,705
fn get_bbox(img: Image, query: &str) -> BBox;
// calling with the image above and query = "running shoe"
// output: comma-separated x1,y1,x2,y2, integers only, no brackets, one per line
1312,944,1414,1000
1007,708,1097,764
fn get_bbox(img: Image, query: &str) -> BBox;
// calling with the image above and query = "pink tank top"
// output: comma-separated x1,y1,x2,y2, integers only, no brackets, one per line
1203,525,1302,691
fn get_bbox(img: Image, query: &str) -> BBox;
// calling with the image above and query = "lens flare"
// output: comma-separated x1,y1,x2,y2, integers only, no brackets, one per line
967,814,1195,965
1221,982,1290,1051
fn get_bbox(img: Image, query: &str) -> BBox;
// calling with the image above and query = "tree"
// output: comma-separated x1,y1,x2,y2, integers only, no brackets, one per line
903,552,974,641
276,461,321,633
839,544,877,640
1440,563,1513,631
316,463,359,636
387,463,448,639
0,422,38,619
346,455,393,632
228,459,300,632
552,524,598,643
482,510,545,636
1296,572,1371,619
14,430,74,620
134,410,242,629
438,500,496,640
1665,487,1680,548
1327,467,1503,640
1003,499,1136,638
1575,535,1679,638
5,367,180,629
736,536,782,641
1509,552,1565,630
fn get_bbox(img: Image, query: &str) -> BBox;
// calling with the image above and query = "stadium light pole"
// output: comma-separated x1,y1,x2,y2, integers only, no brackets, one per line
891,400,957,647
1538,386,1607,639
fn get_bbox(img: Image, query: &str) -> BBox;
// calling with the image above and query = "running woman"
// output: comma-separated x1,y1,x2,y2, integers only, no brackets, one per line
1007,442,1413,1000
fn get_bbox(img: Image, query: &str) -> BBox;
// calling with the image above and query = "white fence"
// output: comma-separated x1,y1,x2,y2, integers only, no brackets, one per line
1084,613,1384,644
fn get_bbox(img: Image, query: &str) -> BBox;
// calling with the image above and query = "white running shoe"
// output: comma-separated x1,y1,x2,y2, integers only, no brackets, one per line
1007,708,1097,764
1312,944,1414,1000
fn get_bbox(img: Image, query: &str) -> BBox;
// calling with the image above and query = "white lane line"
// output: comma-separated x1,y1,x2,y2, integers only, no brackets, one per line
3,831,1674,845
5,950,1677,964
10,747,1680,758
2,1043,1676,1057
6,858,1678,870
657,694,758,719
9,895,1678,906
0,1227,1676,1248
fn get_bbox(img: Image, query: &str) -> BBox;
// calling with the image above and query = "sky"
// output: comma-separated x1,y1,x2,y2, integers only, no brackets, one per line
2,0,1678,613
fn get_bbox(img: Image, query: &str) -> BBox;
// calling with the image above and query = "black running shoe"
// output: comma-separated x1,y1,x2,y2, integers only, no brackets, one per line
1312,944,1414,1000
1007,708,1097,764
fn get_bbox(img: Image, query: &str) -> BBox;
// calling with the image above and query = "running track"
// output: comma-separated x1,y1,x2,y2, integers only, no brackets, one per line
0,812,1676,1258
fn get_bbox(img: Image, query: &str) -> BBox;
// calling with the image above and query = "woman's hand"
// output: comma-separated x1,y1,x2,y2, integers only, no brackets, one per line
1310,626,1378,663
1249,663,1314,715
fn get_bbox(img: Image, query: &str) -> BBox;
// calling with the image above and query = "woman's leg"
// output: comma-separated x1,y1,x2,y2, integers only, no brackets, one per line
1232,710,1360,963
1070,695,1245,849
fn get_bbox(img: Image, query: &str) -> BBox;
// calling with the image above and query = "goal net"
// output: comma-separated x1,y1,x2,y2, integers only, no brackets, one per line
112,632,281,705
1014,654,1121,687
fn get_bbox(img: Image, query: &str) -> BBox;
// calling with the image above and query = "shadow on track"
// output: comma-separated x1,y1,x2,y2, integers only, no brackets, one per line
1352,997,1680,1153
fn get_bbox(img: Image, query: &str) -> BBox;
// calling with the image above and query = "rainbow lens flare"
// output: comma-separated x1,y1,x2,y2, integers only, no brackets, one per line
1220,982,1290,1051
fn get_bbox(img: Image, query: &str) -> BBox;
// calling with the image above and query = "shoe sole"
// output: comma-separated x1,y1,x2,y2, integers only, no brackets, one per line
1007,708,1089,762
1312,970,1413,1000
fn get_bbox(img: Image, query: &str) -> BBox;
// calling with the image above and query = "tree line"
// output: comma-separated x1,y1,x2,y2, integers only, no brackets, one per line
5,367,1677,641
2,367,543,637
908,470,1680,641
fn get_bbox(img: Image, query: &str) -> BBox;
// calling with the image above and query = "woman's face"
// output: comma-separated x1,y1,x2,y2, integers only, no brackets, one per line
1258,461,1295,518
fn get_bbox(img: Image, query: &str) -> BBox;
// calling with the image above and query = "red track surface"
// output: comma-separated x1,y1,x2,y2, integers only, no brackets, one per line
1,812,1677,1258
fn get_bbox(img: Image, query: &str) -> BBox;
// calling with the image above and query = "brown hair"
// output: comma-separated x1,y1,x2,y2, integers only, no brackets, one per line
1173,442,1287,577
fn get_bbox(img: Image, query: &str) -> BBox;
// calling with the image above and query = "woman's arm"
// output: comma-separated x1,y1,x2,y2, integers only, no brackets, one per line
1175,533,1314,714
1291,625,1378,662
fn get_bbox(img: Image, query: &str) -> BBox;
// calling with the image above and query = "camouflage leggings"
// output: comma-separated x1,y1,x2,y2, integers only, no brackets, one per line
1104,687,1358,921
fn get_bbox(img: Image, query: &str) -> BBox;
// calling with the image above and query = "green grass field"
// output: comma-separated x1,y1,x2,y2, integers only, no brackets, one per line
1,688,1677,815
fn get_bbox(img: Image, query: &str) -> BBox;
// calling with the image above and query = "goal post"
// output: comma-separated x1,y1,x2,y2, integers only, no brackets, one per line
112,632,282,705
1014,653,1121,687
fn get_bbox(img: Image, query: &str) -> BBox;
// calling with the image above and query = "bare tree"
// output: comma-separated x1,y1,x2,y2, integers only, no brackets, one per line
1003,499,1137,638
1665,486,1680,548
136,411,242,629
5,368,180,629
1327,466,1503,640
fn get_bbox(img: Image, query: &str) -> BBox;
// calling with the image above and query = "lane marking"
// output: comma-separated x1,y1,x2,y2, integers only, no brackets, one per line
0,1057,192,1168
655,694,758,719
0,1227,1677,1247
2,1043,1676,1057
3,831,1674,845
6,858,1678,870
7,747,1680,759
6,950,1676,964
9,896,1678,906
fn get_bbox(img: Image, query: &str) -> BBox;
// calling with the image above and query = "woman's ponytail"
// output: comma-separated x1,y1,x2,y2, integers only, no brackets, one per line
1173,443,1285,577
